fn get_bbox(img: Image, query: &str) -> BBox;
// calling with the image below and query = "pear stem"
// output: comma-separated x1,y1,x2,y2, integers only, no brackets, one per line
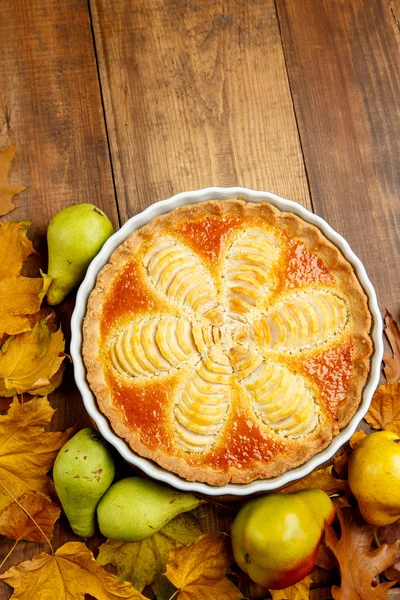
0,482,54,554
0,540,18,571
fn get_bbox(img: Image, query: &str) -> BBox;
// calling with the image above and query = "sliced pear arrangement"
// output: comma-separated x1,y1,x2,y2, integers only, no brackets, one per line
97,477,201,542
46,203,114,305
53,428,115,537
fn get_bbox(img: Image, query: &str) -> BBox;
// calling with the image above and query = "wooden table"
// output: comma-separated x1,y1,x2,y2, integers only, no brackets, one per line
1,0,400,598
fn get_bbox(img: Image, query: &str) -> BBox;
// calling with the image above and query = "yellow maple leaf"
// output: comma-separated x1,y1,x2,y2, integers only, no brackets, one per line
0,221,52,336
0,541,146,599
0,396,72,512
0,221,34,278
0,146,26,217
349,430,367,448
97,512,202,592
364,382,400,435
280,465,349,496
269,575,313,600
165,532,242,600
0,320,65,395
0,491,60,543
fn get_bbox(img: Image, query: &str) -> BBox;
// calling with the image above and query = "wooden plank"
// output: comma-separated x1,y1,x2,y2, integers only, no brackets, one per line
276,0,400,316
90,0,311,221
0,0,117,595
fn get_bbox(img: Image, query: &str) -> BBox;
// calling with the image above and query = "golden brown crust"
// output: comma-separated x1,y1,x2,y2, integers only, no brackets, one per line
83,199,372,486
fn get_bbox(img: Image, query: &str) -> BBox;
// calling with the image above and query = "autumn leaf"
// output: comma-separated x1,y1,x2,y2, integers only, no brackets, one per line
325,506,400,599
383,312,400,383
97,512,202,592
165,532,243,600
0,396,73,512
364,383,400,435
0,146,26,217
0,221,53,337
333,448,352,480
0,541,146,599
0,319,65,395
0,221,35,278
269,575,313,600
349,430,367,448
281,465,349,496
0,491,60,543
315,542,336,571
377,519,400,581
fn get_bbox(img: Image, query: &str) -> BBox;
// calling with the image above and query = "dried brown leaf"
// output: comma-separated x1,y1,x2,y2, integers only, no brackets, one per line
325,506,400,599
0,491,60,543
383,312,400,383
364,383,400,434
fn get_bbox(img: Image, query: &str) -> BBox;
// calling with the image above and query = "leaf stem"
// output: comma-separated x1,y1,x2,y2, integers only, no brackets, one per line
374,527,381,548
0,540,18,571
168,589,180,600
0,482,54,554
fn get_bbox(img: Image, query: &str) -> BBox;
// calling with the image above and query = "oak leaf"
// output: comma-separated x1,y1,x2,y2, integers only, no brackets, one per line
376,519,400,581
325,506,400,599
0,319,65,395
165,532,243,600
269,575,313,599
315,543,336,571
0,396,73,512
383,312,400,383
97,512,202,592
0,146,26,217
0,541,146,599
0,490,60,543
0,221,52,337
281,465,349,496
364,383,400,435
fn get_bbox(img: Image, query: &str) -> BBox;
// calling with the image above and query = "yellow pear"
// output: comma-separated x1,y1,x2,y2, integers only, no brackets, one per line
348,430,400,526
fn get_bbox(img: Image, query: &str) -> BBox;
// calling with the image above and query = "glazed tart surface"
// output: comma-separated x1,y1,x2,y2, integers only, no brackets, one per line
83,200,372,485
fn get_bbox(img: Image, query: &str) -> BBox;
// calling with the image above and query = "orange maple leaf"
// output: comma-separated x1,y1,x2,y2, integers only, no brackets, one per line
0,396,73,512
0,146,26,217
0,542,146,599
0,221,52,337
269,575,313,599
325,506,400,599
0,491,60,543
383,312,400,383
364,383,400,435
165,532,242,600
281,465,349,496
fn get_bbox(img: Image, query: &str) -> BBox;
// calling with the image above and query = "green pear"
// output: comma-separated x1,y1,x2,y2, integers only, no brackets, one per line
53,428,115,538
46,203,114,305
97,477,201,542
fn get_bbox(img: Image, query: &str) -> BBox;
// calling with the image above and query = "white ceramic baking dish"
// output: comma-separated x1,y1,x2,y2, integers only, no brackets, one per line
70,187,383,496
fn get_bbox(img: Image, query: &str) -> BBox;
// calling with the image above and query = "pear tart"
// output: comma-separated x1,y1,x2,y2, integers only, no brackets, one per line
83,200,372,485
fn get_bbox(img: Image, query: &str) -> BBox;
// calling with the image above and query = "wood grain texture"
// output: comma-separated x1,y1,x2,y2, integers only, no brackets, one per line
90,0,311,220
276,0,400,317
0,0,117,596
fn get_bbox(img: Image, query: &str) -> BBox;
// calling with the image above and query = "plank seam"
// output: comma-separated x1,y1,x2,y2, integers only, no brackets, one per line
86,0,122,228
273,0,316,214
